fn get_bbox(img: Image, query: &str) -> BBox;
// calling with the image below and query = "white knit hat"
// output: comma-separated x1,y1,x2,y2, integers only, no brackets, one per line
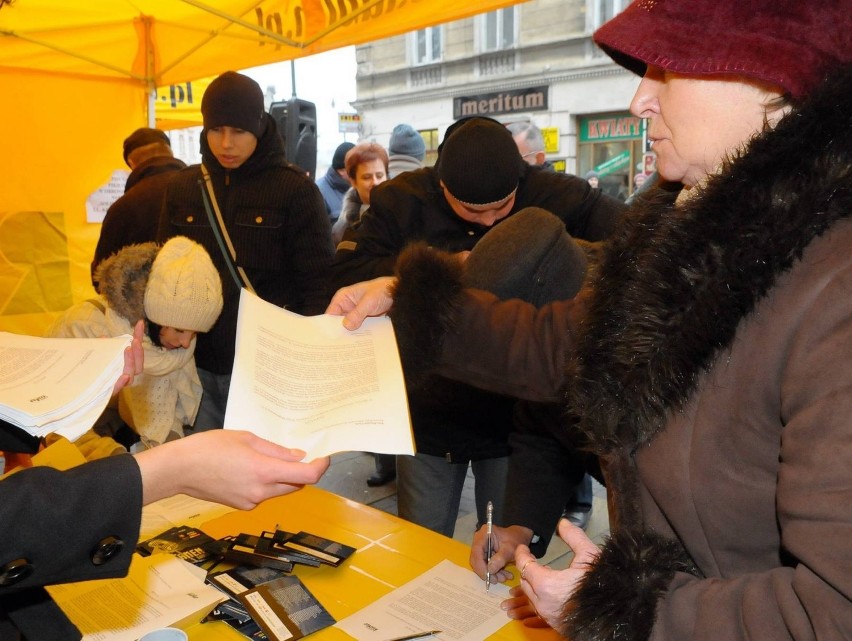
143,237,223,332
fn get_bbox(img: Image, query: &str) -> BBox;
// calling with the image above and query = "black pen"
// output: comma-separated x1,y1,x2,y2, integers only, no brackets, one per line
386,631,441,641
485,500,493,591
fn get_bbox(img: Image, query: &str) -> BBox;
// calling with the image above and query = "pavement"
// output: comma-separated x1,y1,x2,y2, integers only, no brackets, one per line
316,451,610,570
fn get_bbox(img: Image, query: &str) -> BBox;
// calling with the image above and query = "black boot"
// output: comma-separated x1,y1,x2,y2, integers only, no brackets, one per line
367,453,397,487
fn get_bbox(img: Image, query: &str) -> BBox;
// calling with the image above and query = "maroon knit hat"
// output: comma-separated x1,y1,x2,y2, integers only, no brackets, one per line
593,0,851,99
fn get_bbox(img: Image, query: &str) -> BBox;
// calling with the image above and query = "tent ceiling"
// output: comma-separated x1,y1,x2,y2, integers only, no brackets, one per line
1,0,525,88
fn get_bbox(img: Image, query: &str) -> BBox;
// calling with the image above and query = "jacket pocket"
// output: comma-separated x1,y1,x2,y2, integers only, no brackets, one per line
232,207,287,270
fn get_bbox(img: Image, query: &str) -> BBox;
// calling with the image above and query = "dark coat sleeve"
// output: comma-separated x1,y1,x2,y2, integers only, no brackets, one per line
504,402,590,556
389,243,580,401
0,455,143,640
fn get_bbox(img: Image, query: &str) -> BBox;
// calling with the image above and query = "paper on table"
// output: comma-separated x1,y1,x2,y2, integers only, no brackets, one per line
49,554,226,641
0,332,131,441
225,289,414,460
140,494,236,539
335,559,511,641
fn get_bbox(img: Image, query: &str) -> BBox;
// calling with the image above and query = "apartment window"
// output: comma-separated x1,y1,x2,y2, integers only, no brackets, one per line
589,0,628,30
410,26,443,65
479,7,517,52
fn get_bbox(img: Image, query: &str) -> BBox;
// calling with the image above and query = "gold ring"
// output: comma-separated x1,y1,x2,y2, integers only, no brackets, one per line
520,560,533,580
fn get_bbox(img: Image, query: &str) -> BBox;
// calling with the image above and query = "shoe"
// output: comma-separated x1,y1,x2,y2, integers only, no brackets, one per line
366,470,396,487
564,508,592,530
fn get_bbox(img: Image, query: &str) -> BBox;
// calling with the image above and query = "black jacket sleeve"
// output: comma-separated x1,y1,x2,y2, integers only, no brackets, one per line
0,455,143,640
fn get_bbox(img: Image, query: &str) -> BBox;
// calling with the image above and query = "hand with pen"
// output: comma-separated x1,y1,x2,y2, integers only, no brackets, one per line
470,519,600,630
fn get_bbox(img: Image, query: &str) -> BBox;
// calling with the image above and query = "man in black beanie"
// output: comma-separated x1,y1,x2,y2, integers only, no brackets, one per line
316,141,355,224
158,71,334,431
330,117,624,538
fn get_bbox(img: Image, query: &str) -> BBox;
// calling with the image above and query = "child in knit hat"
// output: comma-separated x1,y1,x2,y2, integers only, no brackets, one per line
49,237,223,454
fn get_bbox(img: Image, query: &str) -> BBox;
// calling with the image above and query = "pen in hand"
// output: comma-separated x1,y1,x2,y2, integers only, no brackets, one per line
485,500,493,592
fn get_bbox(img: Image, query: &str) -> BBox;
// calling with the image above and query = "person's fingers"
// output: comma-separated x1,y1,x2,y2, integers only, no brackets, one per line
514,545,536,582
557,518,599,565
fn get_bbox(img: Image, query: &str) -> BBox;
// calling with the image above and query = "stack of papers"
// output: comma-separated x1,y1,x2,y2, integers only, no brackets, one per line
0,331,131,442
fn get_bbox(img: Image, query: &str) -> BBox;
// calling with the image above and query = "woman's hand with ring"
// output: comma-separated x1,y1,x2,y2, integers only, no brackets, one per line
508,519,601,630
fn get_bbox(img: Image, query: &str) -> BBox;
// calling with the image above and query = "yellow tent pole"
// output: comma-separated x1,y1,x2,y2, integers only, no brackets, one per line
140,15,157,126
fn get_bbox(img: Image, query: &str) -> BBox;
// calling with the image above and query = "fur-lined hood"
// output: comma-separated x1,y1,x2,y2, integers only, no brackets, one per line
565,64,852,458
93,242,159,324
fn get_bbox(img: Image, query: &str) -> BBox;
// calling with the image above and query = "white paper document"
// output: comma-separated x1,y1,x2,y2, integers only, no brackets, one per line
0,332,131,441
225,289,414,459
336,559,511,641
49,554,226,641
140,493,236,539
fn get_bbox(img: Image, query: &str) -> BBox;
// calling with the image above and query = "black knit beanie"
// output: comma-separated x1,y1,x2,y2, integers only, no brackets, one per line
201,71,266,138
332,142,356,170
437,118,524,206
463,207,588,307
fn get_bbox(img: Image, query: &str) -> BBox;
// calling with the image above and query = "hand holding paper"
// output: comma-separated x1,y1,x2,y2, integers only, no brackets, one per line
225,289,414,460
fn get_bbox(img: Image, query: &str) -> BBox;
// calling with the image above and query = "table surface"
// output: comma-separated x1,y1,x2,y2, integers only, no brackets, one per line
185,485,560,641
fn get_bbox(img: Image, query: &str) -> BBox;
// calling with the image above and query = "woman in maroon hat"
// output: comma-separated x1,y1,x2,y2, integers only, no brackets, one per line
328,0,852,639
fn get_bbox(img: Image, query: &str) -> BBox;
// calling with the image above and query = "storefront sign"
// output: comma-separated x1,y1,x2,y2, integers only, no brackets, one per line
542,127,559,154
593,150,630,176
579,113,643,142
338,112,361,133
453,86,548,119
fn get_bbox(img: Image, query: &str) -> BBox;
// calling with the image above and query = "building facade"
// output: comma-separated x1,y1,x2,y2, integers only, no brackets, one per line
351,0,654,200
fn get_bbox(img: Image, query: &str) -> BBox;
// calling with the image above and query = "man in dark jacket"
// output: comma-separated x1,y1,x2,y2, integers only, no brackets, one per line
331,117,624,537
157,72,333,431
316,141,355,224
91,128,185,290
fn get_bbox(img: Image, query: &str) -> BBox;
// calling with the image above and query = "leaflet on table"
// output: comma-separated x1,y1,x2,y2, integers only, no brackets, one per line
0,332,131,441
225,289,414,460
335,559,511,641
49,554,226,641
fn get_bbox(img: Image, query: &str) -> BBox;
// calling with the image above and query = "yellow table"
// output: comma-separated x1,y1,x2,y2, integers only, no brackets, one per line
186,485,559,641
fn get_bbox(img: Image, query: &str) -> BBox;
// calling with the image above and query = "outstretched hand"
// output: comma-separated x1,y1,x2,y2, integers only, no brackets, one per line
326,276,396,330
135,430,330,510
503,519,600,630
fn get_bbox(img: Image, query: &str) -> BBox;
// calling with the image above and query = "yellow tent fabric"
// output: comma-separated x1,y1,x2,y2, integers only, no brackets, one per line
0,0,522,335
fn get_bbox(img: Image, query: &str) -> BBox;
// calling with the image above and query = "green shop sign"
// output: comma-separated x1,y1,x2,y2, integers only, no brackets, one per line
594,150,630,176
580,113,644,142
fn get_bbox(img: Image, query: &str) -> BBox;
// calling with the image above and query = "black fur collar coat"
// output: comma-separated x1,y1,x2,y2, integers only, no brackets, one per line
388,64,852,641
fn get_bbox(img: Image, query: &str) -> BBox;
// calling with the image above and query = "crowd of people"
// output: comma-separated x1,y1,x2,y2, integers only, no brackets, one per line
3,1,850,639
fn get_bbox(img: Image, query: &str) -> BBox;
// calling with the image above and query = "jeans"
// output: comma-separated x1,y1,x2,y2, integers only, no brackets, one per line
397,452,508,538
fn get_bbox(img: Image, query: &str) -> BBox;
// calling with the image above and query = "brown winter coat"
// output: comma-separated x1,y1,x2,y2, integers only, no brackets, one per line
386,66,852,641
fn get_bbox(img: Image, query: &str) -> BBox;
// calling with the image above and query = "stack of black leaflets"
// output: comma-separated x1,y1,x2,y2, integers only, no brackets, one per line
200,529,355,640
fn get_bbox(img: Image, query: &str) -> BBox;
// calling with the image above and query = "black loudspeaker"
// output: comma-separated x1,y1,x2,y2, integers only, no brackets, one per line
269,98,318,178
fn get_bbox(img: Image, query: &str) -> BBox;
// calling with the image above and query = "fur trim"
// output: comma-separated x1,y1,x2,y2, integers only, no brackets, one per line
389,242,465,385
560,528,700,641
565,63,852,459
94,242,159,324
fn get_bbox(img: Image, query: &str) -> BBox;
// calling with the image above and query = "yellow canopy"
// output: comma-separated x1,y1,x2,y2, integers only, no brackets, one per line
0,0,521,335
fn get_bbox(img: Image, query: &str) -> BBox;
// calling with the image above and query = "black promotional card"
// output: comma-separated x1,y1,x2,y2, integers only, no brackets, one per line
202,537,295,574
239,576,335,641
257,532,322,567
279,531,356,567
208,565,292,600
136,526,217,566
203,599,269,640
